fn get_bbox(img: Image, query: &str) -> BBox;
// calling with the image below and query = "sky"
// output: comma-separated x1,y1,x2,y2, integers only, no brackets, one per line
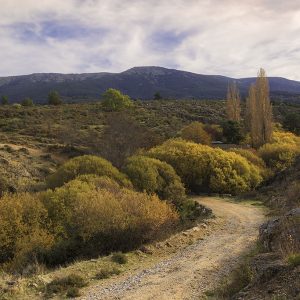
1,0,300,80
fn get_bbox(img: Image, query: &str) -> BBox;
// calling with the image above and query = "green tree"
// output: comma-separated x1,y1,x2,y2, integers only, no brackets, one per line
154,92,162,100
222,120,244,144
101,88,133,111
283,113,300,135
48,91,62,105
21,98,34,107
1,96,9,105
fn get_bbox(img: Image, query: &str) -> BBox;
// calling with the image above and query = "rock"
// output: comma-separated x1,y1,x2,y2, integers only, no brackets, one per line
166,242,173,247
192,226,200,232
200,223,207,229
139,246,153,255
259,208,300,252
182,232,189,236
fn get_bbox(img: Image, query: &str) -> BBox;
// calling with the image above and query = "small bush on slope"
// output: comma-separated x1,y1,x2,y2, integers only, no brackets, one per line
46,155,131,189
124,155,186,207
41,178,178,264
147,139,262,194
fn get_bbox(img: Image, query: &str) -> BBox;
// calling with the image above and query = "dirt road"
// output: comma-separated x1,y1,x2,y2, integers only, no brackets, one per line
81,197,266,300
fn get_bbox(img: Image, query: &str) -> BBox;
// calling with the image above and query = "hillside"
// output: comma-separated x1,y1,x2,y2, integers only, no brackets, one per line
1,66,300,103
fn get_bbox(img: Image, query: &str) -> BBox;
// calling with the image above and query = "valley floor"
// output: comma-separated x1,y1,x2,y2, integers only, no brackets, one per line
79,198,266,300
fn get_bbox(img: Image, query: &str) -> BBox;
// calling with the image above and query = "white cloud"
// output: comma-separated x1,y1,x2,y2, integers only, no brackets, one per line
0,0,300,80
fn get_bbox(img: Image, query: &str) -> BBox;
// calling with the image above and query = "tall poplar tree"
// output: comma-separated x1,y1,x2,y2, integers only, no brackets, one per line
246,68,273,148
226,81,241,122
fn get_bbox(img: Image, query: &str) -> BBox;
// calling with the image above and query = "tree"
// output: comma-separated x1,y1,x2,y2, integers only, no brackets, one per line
222,120,244,144
48,91,62,105
99,112,161,168
154,92,162,100
101,88,133,111
21,97,34,107
226,81,241,121
1,96,8,105
181,122,212,145
246,68,273,148
283,113,300,135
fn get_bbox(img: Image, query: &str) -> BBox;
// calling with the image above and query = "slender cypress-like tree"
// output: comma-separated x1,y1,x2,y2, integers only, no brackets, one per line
226,81,241,122
246,68,273,148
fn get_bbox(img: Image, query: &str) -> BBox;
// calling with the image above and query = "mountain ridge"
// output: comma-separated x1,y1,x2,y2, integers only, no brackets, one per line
0,66,300,102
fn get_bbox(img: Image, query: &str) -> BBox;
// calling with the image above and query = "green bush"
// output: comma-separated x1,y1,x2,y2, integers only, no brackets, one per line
147,139,262,194
46,155,132,189
287,253,300,267
111,252,127,264
101,88,133,111
124,155,186,207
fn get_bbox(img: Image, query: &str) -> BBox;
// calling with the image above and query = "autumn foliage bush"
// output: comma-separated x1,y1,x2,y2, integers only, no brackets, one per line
41,178,178,264
0,175,178,271
147,139,262,194
180,121,212,145
258,130,300,172
124,155,186,207
47,155,131,189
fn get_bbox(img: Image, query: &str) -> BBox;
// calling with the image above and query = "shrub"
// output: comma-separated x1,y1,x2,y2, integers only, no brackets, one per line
101,88,133,111
95,267,121,279
21,98,34,107
111,252,127,264
147,139,262,194
46,155,131,189
258,143,299,172
41,179,178,263
45,274,86,297
0,193,54,272
271,130,300,146
124,155,186,207
180,122,211,145
48,91,62,105
287,253,300,267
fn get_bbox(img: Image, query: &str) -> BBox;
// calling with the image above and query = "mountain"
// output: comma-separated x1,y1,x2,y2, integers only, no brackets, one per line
0,66,300,103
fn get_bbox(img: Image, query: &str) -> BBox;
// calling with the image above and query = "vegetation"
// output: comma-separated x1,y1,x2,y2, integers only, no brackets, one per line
222,120,244,144
21,97,34,107
180,121,211,145
147,139,263,194
226,81,241,121
102,88,133,111
46,155,131,188
246,68,273,148
48,90,62,105
111,252,128,264
1,95,8,105
124,155,186,207
45,274,87,298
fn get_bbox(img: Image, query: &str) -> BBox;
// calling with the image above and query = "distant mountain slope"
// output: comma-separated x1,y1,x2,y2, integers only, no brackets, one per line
0,66,300,103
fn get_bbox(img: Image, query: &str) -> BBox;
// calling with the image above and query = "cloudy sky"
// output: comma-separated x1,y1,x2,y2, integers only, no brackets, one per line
1,0,300,79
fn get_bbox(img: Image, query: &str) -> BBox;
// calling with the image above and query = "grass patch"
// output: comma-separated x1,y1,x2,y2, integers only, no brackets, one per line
111,252,128,264
45,273,87,298
95,266,121,279
287,253,300,267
